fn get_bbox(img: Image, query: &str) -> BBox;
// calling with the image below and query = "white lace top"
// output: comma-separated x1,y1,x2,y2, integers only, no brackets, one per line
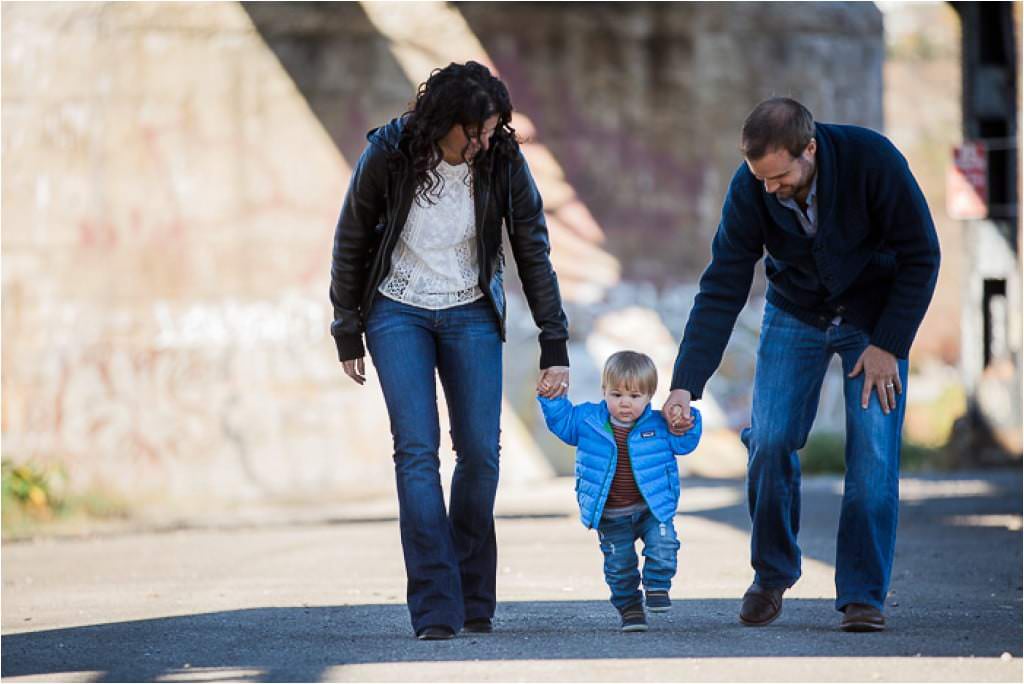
378,161,484,309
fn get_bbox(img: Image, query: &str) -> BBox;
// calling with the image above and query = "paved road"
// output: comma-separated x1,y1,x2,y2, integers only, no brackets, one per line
2,471,1021,682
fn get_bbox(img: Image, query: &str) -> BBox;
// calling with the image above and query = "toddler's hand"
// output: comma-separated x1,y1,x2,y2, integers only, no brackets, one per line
663,389,693,435
669,405,695,433
537,366,570,399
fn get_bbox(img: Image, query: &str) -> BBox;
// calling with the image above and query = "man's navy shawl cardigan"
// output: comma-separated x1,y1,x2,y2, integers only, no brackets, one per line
672,123,940,398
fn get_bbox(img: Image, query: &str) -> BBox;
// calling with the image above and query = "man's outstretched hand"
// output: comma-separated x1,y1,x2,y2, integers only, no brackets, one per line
663,388,695,435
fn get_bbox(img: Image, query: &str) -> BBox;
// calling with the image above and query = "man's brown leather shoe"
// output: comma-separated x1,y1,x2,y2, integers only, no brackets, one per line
739,583,785,626
840,603,885,632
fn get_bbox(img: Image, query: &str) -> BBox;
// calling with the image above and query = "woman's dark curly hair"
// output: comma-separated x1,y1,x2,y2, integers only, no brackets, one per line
402,61,519,204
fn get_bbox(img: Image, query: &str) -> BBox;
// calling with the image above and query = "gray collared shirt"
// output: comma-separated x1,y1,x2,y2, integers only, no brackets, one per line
776,173,841,325
777,172,818,236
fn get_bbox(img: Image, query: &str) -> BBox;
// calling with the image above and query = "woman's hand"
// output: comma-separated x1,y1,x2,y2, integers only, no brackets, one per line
537,365,570,399
342,357,366,386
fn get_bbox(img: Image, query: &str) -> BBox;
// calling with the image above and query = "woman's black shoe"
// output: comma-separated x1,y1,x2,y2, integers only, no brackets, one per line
463,618,493,633
416,625,455,640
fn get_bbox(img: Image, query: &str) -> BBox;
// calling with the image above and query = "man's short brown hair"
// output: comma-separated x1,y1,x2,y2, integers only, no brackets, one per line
740,97,815,161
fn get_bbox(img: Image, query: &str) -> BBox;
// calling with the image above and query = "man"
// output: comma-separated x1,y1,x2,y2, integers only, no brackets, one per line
664,98,940,632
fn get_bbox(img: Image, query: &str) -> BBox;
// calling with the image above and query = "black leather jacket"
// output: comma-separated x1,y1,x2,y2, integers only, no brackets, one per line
330,117,569,368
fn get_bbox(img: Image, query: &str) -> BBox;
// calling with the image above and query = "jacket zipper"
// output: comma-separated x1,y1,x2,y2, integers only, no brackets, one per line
626,427,657,513
362,169,408,321
586,416,619,527
588,414,664,524
474,164,507,339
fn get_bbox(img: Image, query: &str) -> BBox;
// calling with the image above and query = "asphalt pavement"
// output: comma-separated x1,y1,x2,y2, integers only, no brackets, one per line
2,470,1021,682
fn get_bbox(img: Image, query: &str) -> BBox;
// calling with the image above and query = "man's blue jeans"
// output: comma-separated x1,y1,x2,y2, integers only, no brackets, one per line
597,507,680,610
741,301,908,612
365,295,502,634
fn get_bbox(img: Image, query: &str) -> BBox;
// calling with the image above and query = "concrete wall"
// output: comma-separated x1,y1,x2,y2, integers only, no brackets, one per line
459,2,884,281
2,2,885,507
3,3,358,506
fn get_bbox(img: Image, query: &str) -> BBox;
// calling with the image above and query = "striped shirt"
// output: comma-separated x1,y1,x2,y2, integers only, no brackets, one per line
605,424,643,509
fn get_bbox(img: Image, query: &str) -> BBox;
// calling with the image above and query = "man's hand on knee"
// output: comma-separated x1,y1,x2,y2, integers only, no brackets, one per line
848,345,902,414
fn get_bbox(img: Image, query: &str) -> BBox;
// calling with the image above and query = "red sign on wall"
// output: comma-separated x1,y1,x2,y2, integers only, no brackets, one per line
947,142,988,219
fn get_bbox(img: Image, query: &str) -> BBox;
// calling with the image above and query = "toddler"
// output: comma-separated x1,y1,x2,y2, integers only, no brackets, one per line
538,351,702,631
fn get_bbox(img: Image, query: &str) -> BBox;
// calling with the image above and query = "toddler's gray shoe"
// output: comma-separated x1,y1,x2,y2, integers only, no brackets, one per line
646,590,671,613
619,603,648,632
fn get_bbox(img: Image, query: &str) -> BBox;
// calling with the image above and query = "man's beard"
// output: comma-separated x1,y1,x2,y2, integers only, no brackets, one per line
780,158,815,201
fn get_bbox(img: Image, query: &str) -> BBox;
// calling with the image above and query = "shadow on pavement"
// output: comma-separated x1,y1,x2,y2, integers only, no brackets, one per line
3,597,1021,683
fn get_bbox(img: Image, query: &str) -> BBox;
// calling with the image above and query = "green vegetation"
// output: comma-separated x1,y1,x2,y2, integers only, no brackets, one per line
799,433,954,475
2,459,129,539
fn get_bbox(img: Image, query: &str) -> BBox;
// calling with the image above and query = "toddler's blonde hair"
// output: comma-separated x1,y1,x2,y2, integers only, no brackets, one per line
602,351,657,396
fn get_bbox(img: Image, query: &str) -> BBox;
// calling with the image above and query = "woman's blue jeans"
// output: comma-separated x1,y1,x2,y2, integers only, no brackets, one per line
741,301,908,612
365,295,502,634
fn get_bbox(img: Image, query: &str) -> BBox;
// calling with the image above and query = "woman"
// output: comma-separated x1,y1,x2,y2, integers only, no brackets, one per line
329,61,570,640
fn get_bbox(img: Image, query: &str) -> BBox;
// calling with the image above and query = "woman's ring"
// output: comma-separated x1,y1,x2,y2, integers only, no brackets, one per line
560,382,568,388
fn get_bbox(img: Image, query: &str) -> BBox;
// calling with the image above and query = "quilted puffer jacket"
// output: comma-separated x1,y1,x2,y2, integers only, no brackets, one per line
538,396,702,528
